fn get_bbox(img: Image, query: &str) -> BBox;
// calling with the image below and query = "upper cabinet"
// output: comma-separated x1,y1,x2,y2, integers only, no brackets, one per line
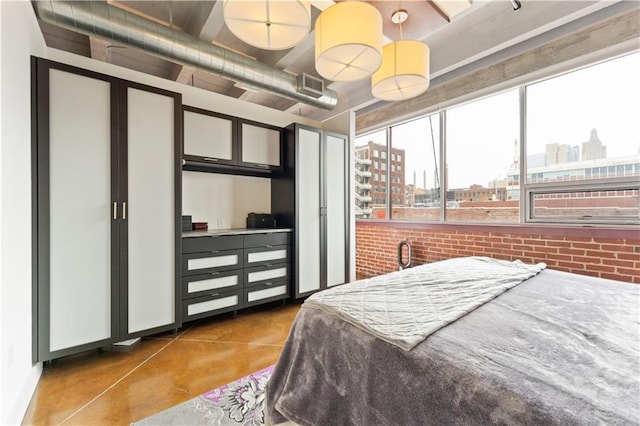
183,106,237,166
182,106,283,176
238,119,283,172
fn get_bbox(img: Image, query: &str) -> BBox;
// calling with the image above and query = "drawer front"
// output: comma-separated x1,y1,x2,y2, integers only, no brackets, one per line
244,245,289,267
183,235,243,254
243,232,289,248
182,270,243,299
244,263,289,288
182,249,243,275
243,280,288,307
183,290,241,322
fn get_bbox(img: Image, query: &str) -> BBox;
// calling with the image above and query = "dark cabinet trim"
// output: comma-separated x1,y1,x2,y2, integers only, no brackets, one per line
31,57,182,362
182,112,284,177
183,105,238,167
180,230,291,323
273,123,350,299
237,118,284,172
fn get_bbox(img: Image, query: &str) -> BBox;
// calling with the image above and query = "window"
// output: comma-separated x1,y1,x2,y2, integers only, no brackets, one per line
446,89,520,223
530,188,639,222
355,129,387,219
389,114,440,220
525,52,640,224
354,52,639,226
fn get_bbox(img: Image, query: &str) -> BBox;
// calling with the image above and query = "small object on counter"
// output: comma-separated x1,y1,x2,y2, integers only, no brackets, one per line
182,215,193,232
192,222,208,230
246,212,276,228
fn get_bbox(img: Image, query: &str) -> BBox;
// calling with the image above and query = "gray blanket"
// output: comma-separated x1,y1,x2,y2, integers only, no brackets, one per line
305,257,546,350
266,269,640,425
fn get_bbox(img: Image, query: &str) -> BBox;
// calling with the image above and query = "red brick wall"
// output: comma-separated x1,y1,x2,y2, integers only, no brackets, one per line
356,221,640,284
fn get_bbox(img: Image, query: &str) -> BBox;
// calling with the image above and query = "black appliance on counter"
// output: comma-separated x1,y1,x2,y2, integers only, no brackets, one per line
246,213,276,228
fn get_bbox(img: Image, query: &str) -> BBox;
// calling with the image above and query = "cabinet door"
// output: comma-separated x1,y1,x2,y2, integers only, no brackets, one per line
183,106,237,165
36,64,117,361
296,127,322,296
324,132,349,287
124,86,179,336
239,119,283,170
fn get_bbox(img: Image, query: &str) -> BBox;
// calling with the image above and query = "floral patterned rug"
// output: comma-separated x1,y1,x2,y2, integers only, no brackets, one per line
133,365,274,426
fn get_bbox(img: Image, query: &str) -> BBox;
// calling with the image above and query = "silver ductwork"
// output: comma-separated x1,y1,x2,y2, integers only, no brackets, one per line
32,1,338,110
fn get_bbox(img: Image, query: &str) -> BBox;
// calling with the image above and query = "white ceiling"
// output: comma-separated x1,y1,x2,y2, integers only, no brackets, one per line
35,0,634,122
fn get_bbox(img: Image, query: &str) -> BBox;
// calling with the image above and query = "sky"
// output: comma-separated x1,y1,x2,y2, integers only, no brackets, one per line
356,51,640,190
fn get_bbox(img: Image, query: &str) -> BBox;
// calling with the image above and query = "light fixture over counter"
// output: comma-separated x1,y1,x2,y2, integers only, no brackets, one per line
223,0,311,50
372,9,430,101
314,1,383,82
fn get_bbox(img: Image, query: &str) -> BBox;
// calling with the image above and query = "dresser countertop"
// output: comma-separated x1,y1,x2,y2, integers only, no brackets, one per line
182,228,293,238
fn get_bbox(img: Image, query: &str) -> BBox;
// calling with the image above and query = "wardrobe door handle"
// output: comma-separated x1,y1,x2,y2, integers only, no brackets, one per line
122,202,127,220
113,202,117,220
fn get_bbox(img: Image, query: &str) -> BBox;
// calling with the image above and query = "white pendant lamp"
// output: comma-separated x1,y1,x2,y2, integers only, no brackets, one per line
371,10,430,101
315,1,383,82
223,0,311,50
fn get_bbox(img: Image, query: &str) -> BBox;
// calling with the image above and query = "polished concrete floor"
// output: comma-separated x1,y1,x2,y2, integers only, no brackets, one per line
22,300,302,425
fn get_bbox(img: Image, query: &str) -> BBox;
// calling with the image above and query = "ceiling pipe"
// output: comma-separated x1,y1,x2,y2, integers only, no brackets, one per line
32,1,338,110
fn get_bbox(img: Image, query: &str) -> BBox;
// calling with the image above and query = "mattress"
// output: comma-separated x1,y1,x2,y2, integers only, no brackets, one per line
266,268,640,425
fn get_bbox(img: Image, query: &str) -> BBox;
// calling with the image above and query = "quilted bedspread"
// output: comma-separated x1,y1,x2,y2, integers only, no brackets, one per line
305,256,546,350
266,267,640,426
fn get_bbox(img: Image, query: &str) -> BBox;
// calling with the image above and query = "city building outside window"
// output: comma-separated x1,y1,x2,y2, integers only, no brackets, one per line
389,115,441,221
354,52,639,226
446,89,520,223
524,52,640,224
355,129,388,219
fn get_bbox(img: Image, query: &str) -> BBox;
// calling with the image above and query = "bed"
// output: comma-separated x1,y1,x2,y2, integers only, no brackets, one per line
265,257,640,425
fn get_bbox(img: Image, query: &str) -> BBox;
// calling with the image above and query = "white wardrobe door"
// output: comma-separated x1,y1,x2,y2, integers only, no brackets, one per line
184,110,233,160
297,128,322,294
49,69,112,351
127,88,175,334
325,134,347,287
241,123,281,166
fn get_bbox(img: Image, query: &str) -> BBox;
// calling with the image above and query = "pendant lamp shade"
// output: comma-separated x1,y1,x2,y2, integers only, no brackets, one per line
315,2,383,82
371,40,430,101
223,0,311,50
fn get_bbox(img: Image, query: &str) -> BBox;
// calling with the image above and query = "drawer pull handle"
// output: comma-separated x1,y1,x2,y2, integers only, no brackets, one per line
203,157,219,162
210,292,219,297
264,245,273,248
264,282,273,286
265,264,273,268
210,250,219,254
210,272,220,276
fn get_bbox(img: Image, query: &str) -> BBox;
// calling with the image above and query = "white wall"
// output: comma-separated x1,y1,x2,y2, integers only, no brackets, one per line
182,172,272,229
0,3,323,424
0,1,47,424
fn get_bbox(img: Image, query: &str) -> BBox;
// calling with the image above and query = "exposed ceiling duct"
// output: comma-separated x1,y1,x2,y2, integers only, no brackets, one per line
32,1,338,110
